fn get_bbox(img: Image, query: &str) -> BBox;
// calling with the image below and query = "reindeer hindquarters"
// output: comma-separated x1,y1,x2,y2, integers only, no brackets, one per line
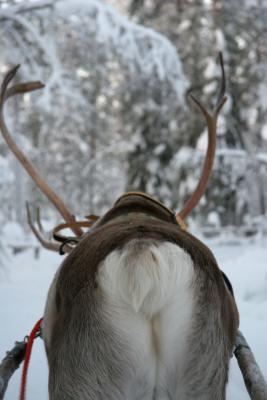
43,239,235,400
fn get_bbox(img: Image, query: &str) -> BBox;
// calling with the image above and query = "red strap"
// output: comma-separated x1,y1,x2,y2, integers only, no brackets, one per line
19,318,43,400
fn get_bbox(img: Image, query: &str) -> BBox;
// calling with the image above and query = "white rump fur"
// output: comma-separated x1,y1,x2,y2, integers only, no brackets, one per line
99,240,195,317
98,239,195,390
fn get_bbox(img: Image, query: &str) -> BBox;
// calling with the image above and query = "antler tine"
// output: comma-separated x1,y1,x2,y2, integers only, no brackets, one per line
36,206,45,233
26,202,73,253
26,202,60,252
215,52,226,110
0,65,45,104
178,52,227,220
0,65,20,103
0,65,83,238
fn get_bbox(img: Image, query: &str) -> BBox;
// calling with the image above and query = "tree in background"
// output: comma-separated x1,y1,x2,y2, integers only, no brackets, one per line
117,0,267,227
0,0,185,226
1,0,267,233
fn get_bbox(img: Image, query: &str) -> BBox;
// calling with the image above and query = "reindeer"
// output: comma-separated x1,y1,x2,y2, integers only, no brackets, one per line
0,55,240,400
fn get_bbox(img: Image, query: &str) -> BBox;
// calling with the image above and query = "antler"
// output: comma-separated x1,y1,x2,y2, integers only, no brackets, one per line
177,52,227,220
0,65,83,241
25,202,74,253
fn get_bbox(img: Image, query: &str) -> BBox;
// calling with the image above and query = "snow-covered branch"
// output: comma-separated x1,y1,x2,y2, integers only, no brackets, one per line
0,0,53,21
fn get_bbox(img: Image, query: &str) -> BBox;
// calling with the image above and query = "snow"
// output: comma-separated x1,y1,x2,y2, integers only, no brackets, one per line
0,156,14,184
55,0,187,100
0,1,52,17
2,222,25,242
261,124,267,141
0,231,266,399
0,0,187,218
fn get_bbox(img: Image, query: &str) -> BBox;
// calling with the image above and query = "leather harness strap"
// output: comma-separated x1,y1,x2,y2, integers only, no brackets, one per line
52,192,187,244
115,192,187,230
115,191,174,212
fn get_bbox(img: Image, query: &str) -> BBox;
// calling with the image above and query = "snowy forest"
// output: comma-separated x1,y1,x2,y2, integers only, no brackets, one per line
0,0,266,237
0,2,267,400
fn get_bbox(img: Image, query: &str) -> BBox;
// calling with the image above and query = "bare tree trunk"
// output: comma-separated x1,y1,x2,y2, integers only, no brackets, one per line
12,94,25,227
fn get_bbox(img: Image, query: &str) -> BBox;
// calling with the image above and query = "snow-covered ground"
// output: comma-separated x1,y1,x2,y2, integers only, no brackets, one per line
0,231,266,399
